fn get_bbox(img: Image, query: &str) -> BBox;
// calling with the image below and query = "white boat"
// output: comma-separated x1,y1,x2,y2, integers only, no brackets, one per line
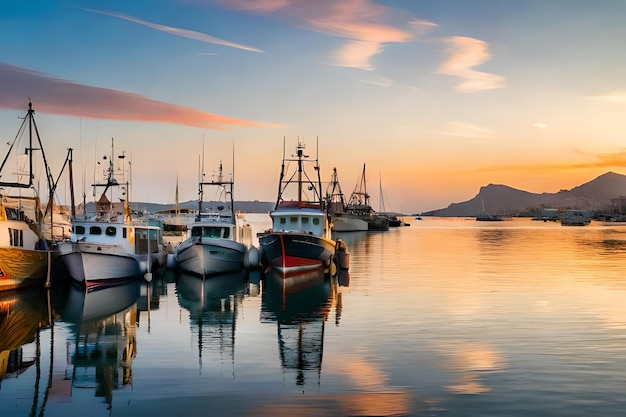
55,138,165,286
0,103,60,291
561,210,590,226
325,167,368,232
344,164,389,231
259,140,349,281
174,161,252,278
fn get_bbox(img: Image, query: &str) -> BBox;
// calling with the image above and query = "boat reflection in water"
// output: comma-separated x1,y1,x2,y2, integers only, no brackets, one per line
261,268,338,388
175,271,247,373
62,278,140,411
0,287,50,382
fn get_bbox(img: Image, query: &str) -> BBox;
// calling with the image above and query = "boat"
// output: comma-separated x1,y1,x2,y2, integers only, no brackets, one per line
174,160,253,278
476,198,504,221
150,176,199,268
344,164,389,231
325,167,368,232
54,138,165,286
560,210,590,226
259,140,349,279
0,102,60,291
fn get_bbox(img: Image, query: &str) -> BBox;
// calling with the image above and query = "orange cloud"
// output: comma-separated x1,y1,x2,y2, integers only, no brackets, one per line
437,36,506,93
0,64,279,129
468,149,626,174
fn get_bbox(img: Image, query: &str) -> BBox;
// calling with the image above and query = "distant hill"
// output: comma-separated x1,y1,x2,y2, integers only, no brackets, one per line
80,199,274,215
423,172,626,217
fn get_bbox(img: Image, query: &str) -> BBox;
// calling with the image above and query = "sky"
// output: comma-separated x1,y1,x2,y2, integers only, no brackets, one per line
1,0,626,214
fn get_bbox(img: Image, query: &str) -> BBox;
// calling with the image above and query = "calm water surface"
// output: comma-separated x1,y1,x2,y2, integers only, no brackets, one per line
2,216,626,416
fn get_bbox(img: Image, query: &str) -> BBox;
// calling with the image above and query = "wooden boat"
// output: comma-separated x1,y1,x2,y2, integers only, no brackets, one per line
259,140,349,280
55,138,165,286
0,102,59,291
174,161,252,278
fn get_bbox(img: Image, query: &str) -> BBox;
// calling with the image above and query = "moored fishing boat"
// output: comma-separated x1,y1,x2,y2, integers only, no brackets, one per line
0,103,60,291
344,164,389,231
259,140,349,279
325,167,368,232
174,160,252,278
55,138,165,286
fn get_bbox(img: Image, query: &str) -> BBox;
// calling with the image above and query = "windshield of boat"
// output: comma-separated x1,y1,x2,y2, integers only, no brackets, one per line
191,226,230,239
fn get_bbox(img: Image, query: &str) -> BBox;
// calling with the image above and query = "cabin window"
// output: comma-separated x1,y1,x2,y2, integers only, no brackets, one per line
75,225,85,235
135,228,159,254
123,228,127,238
312,218,320,225
5,208,21,221
191,226,228,238
8,228,23,247
302,217,309,224
105,226,117,236
290,216,298,224
89,226,102,235
279,218,286,225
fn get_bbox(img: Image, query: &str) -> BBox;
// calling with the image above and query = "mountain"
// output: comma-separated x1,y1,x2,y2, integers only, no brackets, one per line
423,171,626,217
79,199,274,215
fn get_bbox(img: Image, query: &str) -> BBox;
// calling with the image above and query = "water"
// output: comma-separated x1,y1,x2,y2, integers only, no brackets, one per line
2,215,626,416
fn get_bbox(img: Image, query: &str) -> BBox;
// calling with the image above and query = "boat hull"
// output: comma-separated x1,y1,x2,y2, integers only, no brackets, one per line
0,247,50,291
55,242,142,285
259,232,336,275
175,237,247,277
331,215,368,232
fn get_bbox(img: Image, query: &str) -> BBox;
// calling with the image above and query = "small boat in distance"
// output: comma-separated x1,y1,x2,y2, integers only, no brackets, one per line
325,167,368,232
476,198,504,221
560,210,590,226
344,164,389,231
174,160,252,278
259,139,349,279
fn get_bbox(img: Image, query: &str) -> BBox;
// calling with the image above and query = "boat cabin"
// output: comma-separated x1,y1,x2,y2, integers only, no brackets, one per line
72,222,162,255
0,202,41,248
271,208,327,236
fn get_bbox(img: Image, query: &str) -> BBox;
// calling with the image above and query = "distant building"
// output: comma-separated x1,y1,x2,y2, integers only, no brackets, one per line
610,197,626,215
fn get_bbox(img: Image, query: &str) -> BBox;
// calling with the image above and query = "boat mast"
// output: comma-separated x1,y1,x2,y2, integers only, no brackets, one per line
315,136,322,207
274,137,286,209
297,141,303,203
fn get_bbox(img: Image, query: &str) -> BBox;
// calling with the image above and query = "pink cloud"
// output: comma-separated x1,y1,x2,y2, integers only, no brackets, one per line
437,36,506,93
0,64,279,129
219,0,429,70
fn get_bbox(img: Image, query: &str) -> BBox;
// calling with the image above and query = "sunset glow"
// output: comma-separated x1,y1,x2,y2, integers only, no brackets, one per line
1,1,624,213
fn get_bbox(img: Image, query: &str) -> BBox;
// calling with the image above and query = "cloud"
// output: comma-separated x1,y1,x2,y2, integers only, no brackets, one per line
437,36,506,93
220,0,434,70
469,149,626,174
83,8,264,53
587,91,626,104
0,64,279,129
533,123,549,128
